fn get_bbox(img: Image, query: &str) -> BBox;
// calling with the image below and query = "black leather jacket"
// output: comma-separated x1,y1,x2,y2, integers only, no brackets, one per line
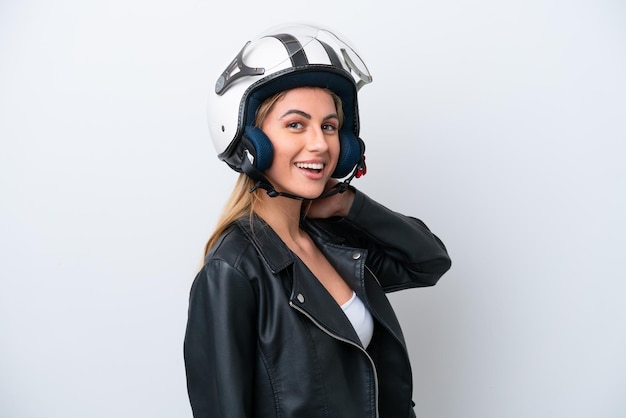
184,189,451,417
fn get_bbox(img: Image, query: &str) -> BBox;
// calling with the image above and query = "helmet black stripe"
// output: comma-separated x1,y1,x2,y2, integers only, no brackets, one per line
272,33,308,67
319,40,342,68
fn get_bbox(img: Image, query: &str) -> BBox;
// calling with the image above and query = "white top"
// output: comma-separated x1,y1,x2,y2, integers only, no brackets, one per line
341,291,374,348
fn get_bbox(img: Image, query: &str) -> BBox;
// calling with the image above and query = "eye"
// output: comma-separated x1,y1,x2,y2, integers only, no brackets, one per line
287,121,303,129
322,123,338,132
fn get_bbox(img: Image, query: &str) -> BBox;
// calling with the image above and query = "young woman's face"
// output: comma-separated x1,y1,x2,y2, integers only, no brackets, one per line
261,87,340,199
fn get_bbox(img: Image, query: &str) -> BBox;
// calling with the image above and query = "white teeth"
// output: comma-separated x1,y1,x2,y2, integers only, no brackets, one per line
296,162,324,170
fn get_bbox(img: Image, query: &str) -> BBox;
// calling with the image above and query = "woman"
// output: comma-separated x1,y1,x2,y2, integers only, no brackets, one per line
184,23,451,417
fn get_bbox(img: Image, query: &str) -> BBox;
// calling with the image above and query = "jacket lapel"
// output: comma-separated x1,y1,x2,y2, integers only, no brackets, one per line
307,223,408,350
289,261,363,347
236,214,406,350
236,215,362,345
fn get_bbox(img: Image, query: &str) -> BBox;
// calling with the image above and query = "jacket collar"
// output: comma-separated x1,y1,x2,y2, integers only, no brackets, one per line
234,214,297,273
233,214,347,274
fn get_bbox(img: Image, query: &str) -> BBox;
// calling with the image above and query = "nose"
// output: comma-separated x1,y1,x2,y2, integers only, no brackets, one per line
305,126,329,153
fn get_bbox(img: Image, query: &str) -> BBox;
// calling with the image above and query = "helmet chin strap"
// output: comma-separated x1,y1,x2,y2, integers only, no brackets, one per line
240,150,366,201
240,153,303,200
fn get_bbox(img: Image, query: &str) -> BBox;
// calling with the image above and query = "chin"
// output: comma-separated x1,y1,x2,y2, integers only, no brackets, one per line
272,178,328,200
293,188,326,200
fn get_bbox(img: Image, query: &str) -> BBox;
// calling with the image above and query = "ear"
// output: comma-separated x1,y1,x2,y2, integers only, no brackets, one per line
242,126,274,172
332,131,364,178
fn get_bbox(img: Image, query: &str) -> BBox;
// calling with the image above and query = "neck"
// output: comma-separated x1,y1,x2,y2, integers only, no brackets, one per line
254,192,307,243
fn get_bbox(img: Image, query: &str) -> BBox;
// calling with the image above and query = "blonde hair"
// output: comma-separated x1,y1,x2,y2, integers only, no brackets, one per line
203,87,344,256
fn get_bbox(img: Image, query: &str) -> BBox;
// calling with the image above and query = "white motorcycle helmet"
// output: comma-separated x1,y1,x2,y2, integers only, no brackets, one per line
207,23,372,184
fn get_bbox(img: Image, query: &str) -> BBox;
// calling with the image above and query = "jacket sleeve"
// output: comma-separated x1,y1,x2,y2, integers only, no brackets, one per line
337,189,451,291
184,259,256,417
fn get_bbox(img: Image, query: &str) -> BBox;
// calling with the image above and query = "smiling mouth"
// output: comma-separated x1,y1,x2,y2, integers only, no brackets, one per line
295,162,324,172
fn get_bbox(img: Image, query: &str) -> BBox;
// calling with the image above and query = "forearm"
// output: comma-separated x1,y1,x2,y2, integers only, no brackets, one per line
341,189,451,289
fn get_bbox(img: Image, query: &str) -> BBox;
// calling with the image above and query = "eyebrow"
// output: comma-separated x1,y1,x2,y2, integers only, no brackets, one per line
280,109,339,121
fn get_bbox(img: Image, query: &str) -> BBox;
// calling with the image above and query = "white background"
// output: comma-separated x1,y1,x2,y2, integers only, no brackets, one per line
1,0,625,417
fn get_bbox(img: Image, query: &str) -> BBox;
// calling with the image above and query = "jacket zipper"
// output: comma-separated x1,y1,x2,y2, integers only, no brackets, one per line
364,265,381,286
289,302,380,418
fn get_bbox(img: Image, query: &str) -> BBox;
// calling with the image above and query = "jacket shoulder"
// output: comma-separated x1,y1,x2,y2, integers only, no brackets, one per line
203,224,256,270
